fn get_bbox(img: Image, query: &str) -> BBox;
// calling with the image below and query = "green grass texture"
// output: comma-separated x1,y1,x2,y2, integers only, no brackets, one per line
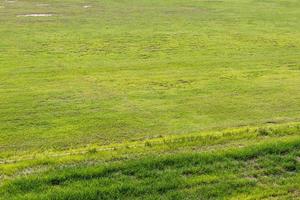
1,0,300,199
1,0,300,154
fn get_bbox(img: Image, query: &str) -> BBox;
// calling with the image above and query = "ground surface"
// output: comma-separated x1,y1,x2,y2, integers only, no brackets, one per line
0,0,300,199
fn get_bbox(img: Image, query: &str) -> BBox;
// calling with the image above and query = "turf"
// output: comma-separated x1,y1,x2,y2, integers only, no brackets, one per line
1,0,300,154
1,0,300,199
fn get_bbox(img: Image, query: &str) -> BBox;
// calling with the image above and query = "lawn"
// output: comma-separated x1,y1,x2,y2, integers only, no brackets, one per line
0,0,300,199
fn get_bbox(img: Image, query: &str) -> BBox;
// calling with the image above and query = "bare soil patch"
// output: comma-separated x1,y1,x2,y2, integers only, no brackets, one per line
17,13,53,17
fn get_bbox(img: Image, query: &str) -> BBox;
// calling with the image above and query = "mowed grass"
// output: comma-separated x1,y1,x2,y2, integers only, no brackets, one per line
1,0,300,155
1,0,300,199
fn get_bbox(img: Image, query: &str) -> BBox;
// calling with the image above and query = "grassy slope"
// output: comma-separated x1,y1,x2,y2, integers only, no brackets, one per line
1,0,300,155
0,123,300,199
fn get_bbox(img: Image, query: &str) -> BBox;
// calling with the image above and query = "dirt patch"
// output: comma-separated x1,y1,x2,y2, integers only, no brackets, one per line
17,13,53,17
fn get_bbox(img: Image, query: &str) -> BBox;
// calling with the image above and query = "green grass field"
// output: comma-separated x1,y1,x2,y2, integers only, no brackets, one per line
1,0,300,199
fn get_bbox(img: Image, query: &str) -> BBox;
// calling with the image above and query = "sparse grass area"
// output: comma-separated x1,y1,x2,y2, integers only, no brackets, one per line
1,0,300,199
